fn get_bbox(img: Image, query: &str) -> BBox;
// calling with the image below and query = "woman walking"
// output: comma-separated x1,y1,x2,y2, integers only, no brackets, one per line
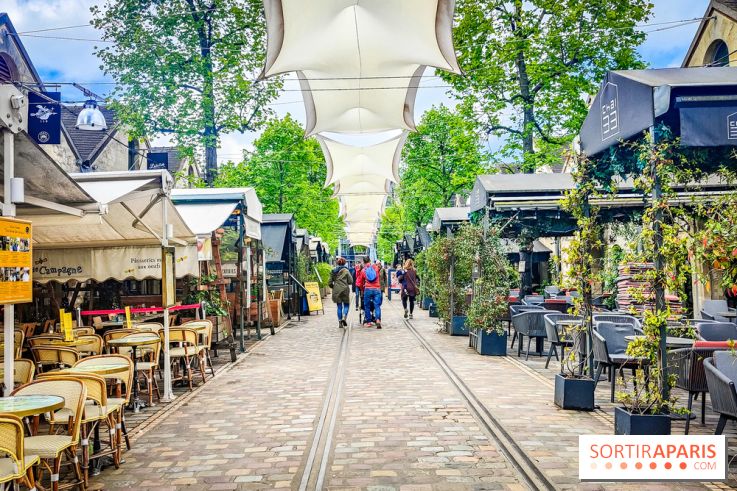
329,257,354,328
398,258,419,319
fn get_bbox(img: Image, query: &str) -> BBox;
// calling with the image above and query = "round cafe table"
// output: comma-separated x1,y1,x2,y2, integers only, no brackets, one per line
48,338,87,347
107,334,159,412
0,395,64,418
59,363,129,376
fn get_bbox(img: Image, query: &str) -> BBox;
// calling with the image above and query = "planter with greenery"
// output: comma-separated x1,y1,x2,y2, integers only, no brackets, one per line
424,233,470,333
553,323,595,410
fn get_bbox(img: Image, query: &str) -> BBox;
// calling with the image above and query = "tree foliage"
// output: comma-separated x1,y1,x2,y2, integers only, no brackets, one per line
215,115,344,249
443,0,651,170
92,0,282,183
399,105,491,226
376,203,412,265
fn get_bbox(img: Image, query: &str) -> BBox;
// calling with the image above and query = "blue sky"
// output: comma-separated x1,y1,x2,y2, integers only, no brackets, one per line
1,0,713,159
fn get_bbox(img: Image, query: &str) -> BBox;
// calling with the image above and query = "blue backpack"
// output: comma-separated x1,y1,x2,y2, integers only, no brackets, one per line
364,265,377,282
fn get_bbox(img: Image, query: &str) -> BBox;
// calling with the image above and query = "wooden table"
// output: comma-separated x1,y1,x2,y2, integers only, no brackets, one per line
107,335,159,412
0,395,64,418
625,335,694,348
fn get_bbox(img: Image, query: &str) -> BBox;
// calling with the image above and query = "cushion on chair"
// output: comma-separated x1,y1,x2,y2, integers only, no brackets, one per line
693,341,733,349
714,351,737,383
24,435,75,459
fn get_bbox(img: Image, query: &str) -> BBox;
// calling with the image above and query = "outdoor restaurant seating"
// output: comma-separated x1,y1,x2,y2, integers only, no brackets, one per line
166,328,205,390
700,299,736,324
13,359,35,386
28,334,62,348
697,322,737,341
592,313,642,331
669,345,727,434
511,310,551,360
11,378,87,491
0,414,39,490
542,314,579,369
182,320,216,376
544,285,560,297
73,327,95,336
76,334,103,356
592,323,650,403
135,336,161,406
30,346,80,373
521,295,545,305
704,352,737,435
509,305,543,347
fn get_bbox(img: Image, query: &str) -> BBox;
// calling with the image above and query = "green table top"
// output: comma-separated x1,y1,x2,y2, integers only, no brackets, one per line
0,395,65,417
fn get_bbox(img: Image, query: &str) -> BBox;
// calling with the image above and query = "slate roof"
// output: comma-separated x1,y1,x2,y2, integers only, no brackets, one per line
61,104,118,166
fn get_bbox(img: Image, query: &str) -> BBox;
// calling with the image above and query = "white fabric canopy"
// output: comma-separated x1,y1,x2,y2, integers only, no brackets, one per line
319,133,405,186
333,175,391,197
174,202,238,236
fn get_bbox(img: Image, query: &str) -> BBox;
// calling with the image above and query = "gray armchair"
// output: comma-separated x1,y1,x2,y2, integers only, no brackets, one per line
697,322,737,341
593,314,642,331
522,295,545,305
669,347,725,434
511,310,551,360
543,314,580,369
592,322,650,403
509,304,543,348
704,351,737,434
701,300,736,324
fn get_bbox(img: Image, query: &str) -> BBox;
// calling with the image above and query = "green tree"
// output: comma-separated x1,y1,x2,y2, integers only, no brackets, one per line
376,202,412,264
443,0,651,170
92,0,282,184
399,105,491,226
216,115,344,248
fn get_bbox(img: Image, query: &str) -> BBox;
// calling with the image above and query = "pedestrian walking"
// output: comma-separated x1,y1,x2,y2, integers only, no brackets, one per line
397,258,419,319
357,256,382,328
353,262,363,312
329,257,354,328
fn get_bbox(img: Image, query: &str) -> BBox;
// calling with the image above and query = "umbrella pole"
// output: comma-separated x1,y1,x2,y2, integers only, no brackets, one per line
3,129,15,395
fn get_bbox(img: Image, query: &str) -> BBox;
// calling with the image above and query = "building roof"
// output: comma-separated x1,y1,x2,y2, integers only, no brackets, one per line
60,104,118,166
683,1,737,67
262,213,294,224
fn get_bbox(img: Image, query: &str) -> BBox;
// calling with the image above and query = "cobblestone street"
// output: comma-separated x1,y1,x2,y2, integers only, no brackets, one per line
94,298,735,490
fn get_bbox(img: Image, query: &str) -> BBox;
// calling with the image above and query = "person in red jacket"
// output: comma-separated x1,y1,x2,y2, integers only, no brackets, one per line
356,256,382,328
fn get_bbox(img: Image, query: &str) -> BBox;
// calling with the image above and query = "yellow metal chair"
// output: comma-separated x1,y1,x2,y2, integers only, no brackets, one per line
0,413,39,490
11,379,86,491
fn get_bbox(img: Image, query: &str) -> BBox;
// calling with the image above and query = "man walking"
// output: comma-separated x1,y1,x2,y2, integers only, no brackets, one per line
357,256,382,328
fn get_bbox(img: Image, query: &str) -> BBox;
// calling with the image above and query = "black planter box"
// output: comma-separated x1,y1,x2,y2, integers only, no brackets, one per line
554,374,594,411
428,303,438,318
475,329,507,356
421,297,432,310
614,407,672,435
450,315,468,336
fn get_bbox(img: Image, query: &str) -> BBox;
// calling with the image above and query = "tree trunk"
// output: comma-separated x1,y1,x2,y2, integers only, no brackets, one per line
513,0,535,165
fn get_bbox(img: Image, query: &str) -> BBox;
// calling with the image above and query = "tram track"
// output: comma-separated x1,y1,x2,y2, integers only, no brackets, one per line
403,315,557,491
298,320,352,491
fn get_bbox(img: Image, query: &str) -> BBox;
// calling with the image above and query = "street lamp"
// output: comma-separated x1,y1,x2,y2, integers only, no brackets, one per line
75,99,107,131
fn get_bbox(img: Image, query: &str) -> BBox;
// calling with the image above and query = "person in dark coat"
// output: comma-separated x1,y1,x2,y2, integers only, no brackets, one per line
397,258,420,319
330,257,354,328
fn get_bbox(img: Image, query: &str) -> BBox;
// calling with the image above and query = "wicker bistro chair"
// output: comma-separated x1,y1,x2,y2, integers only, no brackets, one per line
593,314,642,331
511,310,552,360
28,335,62,348
542,314,580,369
19,322,38,340
12,330,23,359
38,373,119,486
164,328,205,390
132,322,163,332
11,378,86,491
0,414,39,490
76,335,103,357
181,320,215,377
697,322,737,341
103,328,149,356
73,354,134,453
30,346,80,373
134,337,161,407
668,346,728,434
13,359,35,386
592,324,651,403
704,352,737,435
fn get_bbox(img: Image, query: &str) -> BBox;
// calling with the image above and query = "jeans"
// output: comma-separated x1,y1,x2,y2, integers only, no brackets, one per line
402,294,416,314
336,302,350,320
364,288,382,323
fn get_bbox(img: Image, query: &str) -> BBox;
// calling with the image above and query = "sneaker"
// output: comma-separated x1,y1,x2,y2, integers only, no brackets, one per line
342,319,348,328
409,313,413,319
364,322,374,327
403,309,408,319
376,320,382,329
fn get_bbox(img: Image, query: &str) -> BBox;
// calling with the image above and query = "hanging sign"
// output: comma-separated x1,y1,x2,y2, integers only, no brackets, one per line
0,218,32,304
125,306,132,329
146,152,169,170
304,281,323,313
161,247,176,308
28,92,61,144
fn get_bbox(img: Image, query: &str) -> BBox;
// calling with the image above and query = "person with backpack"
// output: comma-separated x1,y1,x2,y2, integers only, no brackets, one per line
357,255,382,328
397,258,420,319
329,257,353,328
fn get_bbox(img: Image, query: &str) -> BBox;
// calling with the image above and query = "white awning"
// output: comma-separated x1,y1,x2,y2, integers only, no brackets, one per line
333,175,391,196
171,187,263,240
33,245,199,283
174,202,238,236
319,133,405,186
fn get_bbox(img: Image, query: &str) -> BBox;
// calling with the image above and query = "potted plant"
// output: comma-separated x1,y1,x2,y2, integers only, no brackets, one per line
615,311,676,435
554,321,595,410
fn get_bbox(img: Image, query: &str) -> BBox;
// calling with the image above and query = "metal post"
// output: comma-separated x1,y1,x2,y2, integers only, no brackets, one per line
161,193,174,402
238,214,245,352
583,198,595,377
650,127,668,401
3,129,15,395
447,228,454,332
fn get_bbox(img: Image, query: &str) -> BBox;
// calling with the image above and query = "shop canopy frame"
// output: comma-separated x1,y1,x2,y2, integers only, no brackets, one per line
431,206,470,234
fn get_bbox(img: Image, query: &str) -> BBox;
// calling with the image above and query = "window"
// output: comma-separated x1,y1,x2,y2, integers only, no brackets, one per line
706,39,731,67
0,53,19,83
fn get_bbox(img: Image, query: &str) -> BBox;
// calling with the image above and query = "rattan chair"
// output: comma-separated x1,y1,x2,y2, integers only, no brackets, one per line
73,327,95,336
542,314,580,369
74,354,134,452
38,372,119,485
669,347,726,434
76,334,103,357
13,359,35,386
704,352,737,435
0,413,39,489
12,330,23,359
182,320,215,376
91,316,103,330
19,322,37,341
165,328,204,390
132,322,163,332
42,319,55,333
11,378,86,491
30,346,80,373
135,337,161,406
28,335,62,348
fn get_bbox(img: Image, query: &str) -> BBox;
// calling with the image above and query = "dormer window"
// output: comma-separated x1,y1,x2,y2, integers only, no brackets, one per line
706,39,731,67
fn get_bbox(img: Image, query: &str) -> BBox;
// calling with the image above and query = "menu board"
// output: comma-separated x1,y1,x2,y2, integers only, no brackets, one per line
0,218,32,304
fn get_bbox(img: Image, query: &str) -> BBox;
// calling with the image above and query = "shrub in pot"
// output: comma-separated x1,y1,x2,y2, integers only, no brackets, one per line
554,320,594,410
